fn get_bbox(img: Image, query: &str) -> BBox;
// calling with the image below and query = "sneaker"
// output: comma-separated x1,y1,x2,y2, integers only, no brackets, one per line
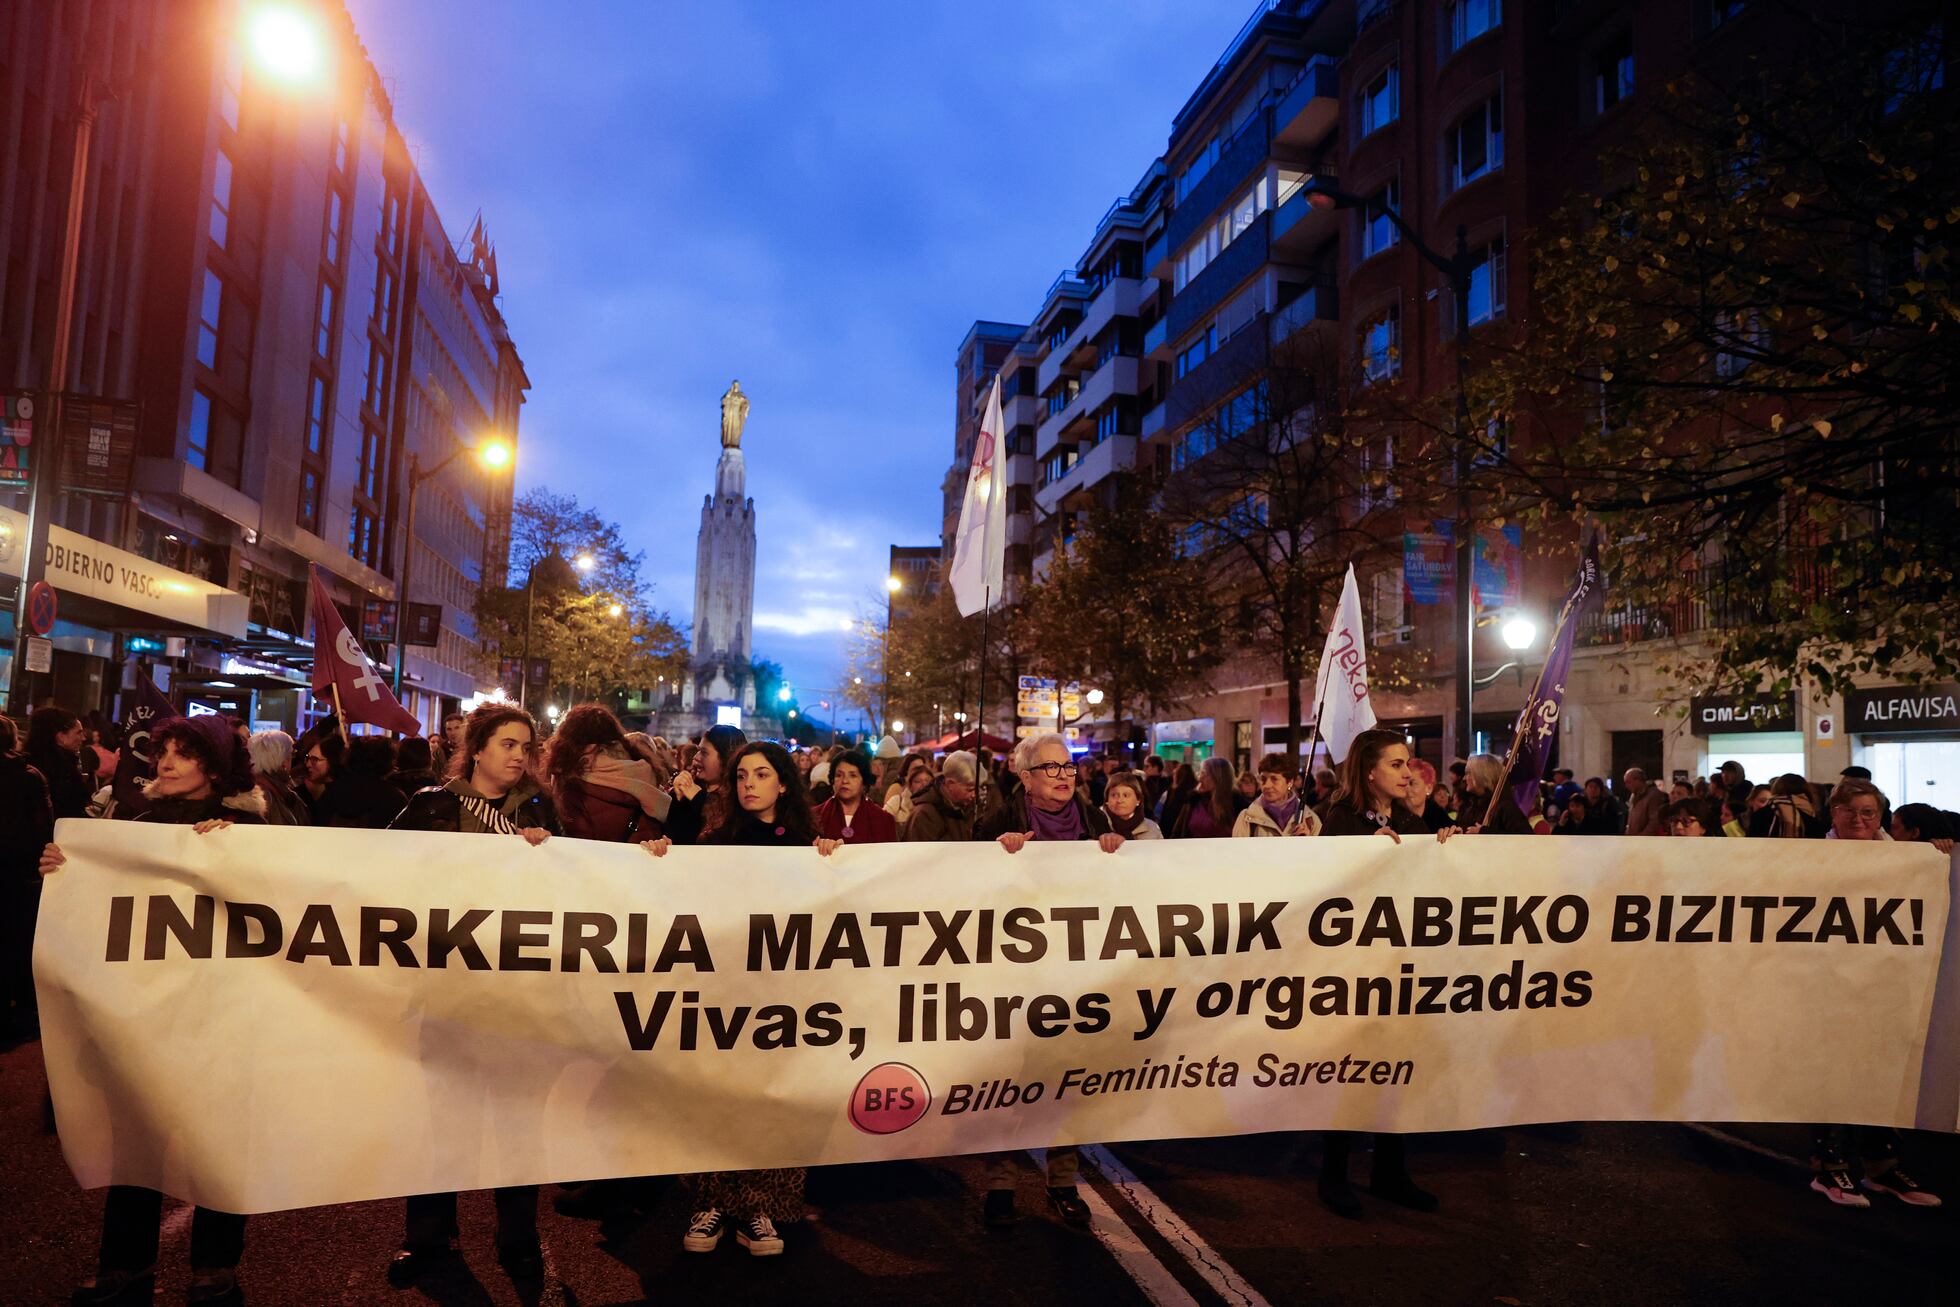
1046,1185,1091,1228
982,1188,1019,1229
1863,1168,1943,1208
682,1209,726,1253
1810,1166,1872,1208
736,1214,784,1256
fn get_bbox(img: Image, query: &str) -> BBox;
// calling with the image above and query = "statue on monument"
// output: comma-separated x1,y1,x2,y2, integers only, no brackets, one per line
719,380,749,450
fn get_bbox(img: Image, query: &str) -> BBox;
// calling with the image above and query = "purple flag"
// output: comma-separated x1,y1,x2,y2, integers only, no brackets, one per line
109,672,177,818
1501,543,1605,824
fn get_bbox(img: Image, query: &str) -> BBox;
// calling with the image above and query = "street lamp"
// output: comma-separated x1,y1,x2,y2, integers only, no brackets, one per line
1501,615,1539,651
1305,177,1480,759
881,575,902,737
575,553,596,574
608,603,623,618
245,4,327,88
892,719,905,736
394,438,514,693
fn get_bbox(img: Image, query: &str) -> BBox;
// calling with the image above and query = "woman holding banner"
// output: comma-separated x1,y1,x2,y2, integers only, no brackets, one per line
1172,756,1242,837
1808,779,1943,1208
40,716,265,1307
814,749,899,844
1313,728,1454,1219
1460,753,1535,835
1232,754,1319,837
385,704,560,1287
973,732,1125,1230
647,741,821,1256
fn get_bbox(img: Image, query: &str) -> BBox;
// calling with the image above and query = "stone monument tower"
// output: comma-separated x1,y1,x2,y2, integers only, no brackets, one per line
683,382,758,715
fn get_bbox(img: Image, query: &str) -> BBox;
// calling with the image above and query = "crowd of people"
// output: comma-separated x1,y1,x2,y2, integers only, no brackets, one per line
1,698,1951,1304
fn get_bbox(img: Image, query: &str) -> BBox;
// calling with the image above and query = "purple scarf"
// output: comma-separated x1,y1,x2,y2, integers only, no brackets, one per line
1259,794,1301,831
1026,797,1087,842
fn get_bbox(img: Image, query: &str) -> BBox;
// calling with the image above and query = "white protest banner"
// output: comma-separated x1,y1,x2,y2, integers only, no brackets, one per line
35,822,1953,1213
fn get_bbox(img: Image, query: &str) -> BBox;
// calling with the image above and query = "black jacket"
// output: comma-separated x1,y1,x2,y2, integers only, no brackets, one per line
710,812,816,847
316,774,409,830
1320,803,1430,837
390,779,561,835
136,789,270,827
974,794,1113,842
0,754,53,884
30,747,92,821
1472,792,1536,835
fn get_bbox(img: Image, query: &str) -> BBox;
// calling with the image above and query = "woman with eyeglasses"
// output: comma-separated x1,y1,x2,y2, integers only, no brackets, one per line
972,731,1123,1230
1805,779,1942,1209
383,705,560,1289
1662,798,1720,837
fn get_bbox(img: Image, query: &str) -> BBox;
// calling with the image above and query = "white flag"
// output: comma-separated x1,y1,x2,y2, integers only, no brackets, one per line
948,374,1007,616
1310,564,1376,762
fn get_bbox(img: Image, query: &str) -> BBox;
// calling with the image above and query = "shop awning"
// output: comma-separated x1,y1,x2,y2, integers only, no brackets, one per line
1,506,247,639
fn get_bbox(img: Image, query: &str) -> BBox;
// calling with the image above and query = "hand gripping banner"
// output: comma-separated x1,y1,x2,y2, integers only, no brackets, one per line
34,822,1957,1213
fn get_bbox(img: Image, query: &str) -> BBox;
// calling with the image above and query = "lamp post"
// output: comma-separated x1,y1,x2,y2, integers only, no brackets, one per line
394,438,511,695
882,575,901,737
1307,179,1479,759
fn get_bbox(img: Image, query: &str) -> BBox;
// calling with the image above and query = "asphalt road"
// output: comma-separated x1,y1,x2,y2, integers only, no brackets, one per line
2,1036,1952,1306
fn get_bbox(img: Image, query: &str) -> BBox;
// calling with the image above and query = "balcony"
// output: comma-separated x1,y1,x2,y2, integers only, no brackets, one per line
1143,316,1169,361
1166,209,1269,343
1165,309,1269,433
1270,177,1339,260
1078,276,1143,349
1141,400,1165,439
1077,355,1142,418
1037,435,1138,515
1145,230,1171,282
1035,384,1090,456
1269,282,1338,349
1166,108,1272,253
1273,56,1339,148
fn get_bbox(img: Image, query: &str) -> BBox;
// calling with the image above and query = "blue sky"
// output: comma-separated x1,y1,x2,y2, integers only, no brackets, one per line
345,0,1241,698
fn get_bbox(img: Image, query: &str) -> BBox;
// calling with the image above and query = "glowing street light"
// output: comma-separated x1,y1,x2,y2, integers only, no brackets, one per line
777,685,792,702
245,4,326,87
1085,688,1105,706
476,438,513,470
1501,615,1539,651
788,709,798,720
886,576,903,593
575,553,596,573
545,704,562,720
840,618,855,632
892,720,905,734
607,603,623,618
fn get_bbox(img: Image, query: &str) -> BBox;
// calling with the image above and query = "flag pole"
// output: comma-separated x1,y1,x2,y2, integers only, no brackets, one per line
974,582,990,825
329,682,349,747
1480,586,1580,829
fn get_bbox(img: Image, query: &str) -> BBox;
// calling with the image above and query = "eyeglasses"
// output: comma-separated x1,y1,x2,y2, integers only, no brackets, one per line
1026,761,1074,779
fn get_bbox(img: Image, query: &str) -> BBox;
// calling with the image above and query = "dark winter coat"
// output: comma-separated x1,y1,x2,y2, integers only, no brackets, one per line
0,755,53,886
390,778,561,835
136,787,270,827
1319,803,1430,838
974,794,1113,842
900,782,976,844
709,812,816,847
30,746,92,821
317,773,409,830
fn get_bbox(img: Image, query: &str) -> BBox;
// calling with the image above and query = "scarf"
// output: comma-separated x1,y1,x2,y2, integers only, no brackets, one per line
1768,793,1817,839
1259,794,1302,831
1106,806,1147,838
1026,796,1086,842
582,750,671,820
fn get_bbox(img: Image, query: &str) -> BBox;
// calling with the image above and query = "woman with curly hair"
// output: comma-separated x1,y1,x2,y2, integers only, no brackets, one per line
543,704,673,843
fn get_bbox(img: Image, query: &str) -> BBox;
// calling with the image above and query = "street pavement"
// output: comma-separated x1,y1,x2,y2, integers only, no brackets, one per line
2,1036,1952,1306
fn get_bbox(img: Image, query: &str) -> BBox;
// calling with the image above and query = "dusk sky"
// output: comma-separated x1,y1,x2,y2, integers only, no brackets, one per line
344,0,1241,701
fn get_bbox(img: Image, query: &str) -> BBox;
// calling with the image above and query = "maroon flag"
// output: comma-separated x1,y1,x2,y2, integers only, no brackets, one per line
307,564,422,735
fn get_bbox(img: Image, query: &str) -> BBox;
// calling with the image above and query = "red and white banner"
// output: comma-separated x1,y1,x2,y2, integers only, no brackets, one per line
308,564,421,735
1310,564,1376,762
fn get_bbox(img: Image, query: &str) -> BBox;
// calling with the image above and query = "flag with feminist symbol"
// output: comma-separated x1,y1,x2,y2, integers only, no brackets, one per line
948,374,1007,616
307,564,422,735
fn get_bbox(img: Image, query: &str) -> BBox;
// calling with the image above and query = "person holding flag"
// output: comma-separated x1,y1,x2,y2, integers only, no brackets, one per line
104,672,176,819
1302,564,1377,768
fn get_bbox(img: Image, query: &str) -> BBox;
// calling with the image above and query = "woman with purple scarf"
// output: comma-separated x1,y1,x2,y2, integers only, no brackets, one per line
1232,753,1320,837
972,732,1123,1231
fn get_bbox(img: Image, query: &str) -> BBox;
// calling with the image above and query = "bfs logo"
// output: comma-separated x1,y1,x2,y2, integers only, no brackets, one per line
849,1062,931,1135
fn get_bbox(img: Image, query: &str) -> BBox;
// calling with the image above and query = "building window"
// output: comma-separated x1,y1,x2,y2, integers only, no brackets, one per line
331,119,349,175
1449,96,1504,191
1175,322,1218,379
372,267,395,334
1466,237,1506,326
1703,1,1745,32
1445,0,1500,54
324,189,345,267
196,268,223,368
1174,179,1270,291
347,505,377,566
382,190,404,257
1362,306,1401,383
364,340,389,413
1362,180,1401,258
219,41,242,130
187,387,213,470
298,467,321,533
305,374,328,454
1594,33,1635,113
209,148,233,248
1713,309,1767,377
1358,62,1399,137
314,281,335,358
358,427,383,496
1883,25,1947,115
1177,135,1221,203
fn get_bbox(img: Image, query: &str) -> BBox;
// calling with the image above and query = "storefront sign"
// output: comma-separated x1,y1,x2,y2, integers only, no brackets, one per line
405,602,444,647
1689,692,1798,736
1153,717,1214,745
1847,683,1960,735
0,506,248,638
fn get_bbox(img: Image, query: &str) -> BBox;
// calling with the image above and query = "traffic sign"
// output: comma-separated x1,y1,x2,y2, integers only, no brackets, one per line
26,580,56,635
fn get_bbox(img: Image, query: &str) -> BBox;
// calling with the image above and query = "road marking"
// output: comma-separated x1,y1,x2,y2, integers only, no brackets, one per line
1083,1144,1273,1307
1028,1149,1200,1307
1683,1123,1807,1170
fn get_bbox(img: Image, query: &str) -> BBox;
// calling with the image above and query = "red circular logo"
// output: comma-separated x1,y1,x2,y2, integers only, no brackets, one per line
848,1062,931,1135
